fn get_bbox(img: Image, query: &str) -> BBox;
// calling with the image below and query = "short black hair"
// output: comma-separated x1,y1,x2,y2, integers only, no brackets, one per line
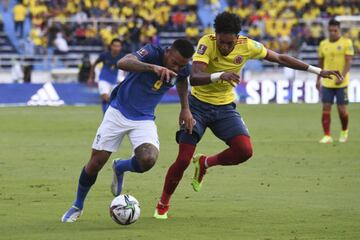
110,38,122,45
171,39,194,58
329,18,340,27
214,12,241,34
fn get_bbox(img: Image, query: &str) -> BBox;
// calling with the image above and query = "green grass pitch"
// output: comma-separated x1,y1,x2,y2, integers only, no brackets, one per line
0,104,359,240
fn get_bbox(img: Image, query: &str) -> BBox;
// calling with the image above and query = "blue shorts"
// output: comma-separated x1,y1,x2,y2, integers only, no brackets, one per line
321,86,348,105
176,95,249,145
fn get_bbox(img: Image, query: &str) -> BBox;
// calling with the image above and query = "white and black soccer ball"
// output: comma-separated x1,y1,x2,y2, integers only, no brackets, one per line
109,194,140,225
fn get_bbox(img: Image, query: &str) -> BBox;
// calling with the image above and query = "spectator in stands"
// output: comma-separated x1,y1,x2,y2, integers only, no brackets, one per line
354,32,360,54
171,11,186,31
13,0,27,38
78,54,91,83
30,26,45,54
185,23,199,45
71,6,88,24
75,24,87,45
11,58,24,83
54,32,69,54
308,22,324,46
248,24,261,41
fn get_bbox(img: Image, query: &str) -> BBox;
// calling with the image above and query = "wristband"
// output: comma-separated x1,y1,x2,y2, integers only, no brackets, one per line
210,72,224,82
307,65,322,75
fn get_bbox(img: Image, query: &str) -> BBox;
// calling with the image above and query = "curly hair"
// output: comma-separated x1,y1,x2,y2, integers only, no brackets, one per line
172,39,195,58
214,12,242,34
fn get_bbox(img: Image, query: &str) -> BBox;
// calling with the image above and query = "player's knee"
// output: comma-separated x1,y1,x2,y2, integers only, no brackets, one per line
229,135,253,164
134,143,159,172
239,144,253,163
87,150,111,174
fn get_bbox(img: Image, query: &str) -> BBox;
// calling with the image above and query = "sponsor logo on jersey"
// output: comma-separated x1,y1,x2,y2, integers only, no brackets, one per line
137,48,149,57
197,44,207,55
254,41,262,49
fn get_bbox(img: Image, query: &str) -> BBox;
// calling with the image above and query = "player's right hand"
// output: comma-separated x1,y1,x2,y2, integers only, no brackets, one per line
153,65,177,83
220,72,240,87
319,70,343,84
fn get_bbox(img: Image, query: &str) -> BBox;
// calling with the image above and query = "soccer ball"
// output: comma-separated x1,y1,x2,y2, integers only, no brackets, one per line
109,194,141,225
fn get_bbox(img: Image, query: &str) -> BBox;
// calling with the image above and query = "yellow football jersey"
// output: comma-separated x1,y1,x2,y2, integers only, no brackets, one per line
192,34,267,105
318,37,354,88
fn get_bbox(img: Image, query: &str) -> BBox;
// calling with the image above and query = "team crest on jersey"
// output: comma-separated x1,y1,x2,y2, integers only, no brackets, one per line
234,55,243,64
337,45,342,51
253,41,262,49
137,48,149,57
197,44,207,55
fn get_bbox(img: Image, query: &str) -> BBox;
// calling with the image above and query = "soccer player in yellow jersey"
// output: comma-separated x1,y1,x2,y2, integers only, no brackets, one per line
316,19,354,143
154,12,342,219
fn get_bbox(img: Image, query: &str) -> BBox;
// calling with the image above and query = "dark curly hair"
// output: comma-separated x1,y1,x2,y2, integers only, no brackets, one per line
214,12,242,34
172,39,195,58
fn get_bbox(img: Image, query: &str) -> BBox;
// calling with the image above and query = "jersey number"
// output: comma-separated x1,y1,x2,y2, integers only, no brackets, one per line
152,80,163,91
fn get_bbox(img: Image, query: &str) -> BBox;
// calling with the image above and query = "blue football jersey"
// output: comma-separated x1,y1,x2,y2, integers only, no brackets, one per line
98,52,124,84
110,44,191,121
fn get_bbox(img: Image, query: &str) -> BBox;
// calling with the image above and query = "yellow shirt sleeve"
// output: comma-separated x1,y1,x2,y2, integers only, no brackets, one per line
345,39,355,56
247,38,267,59
193,35,212,64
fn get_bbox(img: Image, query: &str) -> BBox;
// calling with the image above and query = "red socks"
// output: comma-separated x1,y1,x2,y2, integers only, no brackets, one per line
160,143,195,205
322,112,331,135
159,135,252,206
206,135,253,167
339,113,348,131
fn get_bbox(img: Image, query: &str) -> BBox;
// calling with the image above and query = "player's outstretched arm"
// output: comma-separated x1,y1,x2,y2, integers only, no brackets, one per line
264,49,343,82
118,54,177,82
176,78,194,134
190,61,240,87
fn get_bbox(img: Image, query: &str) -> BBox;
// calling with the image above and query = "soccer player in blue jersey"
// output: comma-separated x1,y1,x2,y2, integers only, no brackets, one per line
88,38,125,113
61,39,195,222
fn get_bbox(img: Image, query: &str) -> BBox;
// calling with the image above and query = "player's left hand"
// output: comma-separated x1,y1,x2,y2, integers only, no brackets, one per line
179,108,195,134
319,70,343,84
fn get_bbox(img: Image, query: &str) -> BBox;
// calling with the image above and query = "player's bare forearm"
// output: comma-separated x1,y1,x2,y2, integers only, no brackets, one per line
317,58,324,82
265,49,309,71
118,54,154,73
189,61,212,86
342,55,353,76
176,78,190,110
176,78,194,133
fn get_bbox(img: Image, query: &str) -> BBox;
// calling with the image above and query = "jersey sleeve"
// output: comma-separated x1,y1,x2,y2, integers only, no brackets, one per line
247,39,267,59
132,44,158,63
193,35,212,64
345,39,355,56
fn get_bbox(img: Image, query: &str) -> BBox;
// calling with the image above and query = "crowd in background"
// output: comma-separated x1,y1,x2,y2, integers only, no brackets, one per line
12,0,200,54
226,0,360,54
10,0,360,55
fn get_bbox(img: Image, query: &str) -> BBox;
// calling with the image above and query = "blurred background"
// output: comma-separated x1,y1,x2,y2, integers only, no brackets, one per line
0,0,359,106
